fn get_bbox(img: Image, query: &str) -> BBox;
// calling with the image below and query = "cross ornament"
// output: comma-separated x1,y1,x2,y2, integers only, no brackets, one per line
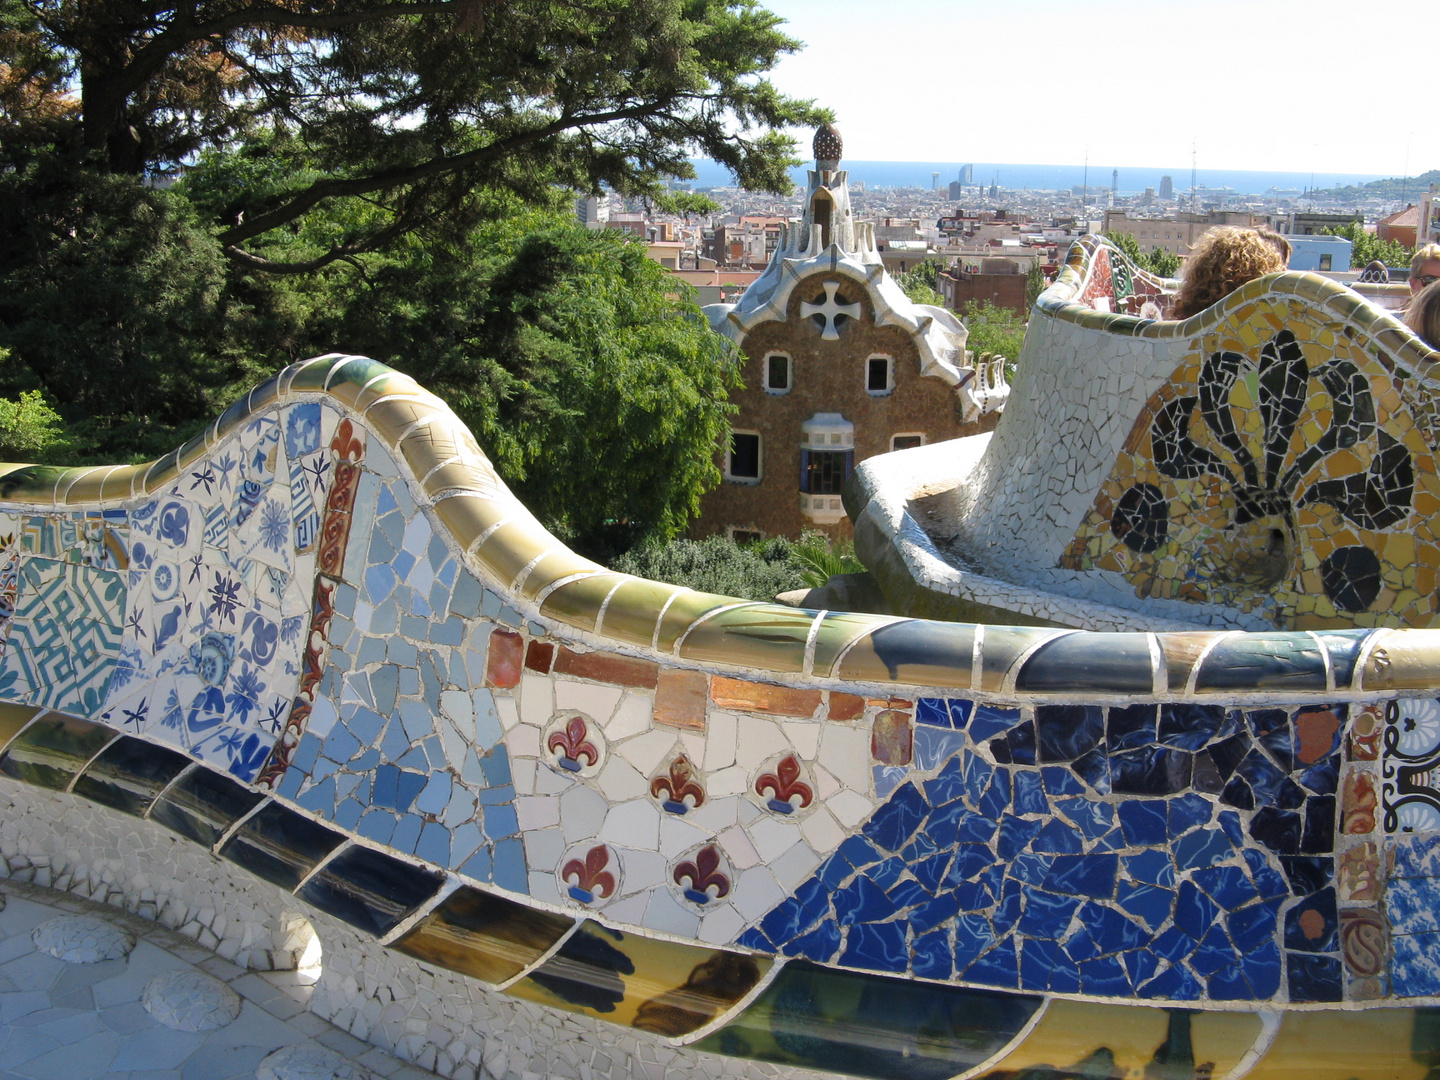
800,280,862,341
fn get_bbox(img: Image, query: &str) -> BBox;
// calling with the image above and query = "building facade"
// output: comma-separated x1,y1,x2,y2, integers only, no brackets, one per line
695,125,1004,541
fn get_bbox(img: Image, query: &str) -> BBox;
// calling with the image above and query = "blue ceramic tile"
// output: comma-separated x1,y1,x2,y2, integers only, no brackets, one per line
911,930,952,980
1192,864,1260,909
1228,899,1282,951
1035,705,1104,763
1283,888,1336,951
869,856,906,892
1041,766,1085,797
1174,829,1232,872
1167,793,1211,837
1158,704,1229,751
1030,819,1082,854
950,913,995,973
1248,806,1302,854
1241,941,1281,999
1016,891,1081,939
1388,878,1440,935
996,815,1041,860
1140,962,1203,1001
1079,954,1130,995
1174,881,1221,940
1042,854,1116,900
841,922,907,971
862,782,929,852
1301,796,1336,854
1055,797,1114,840
1116,882,1173,932
491,837,527,891
1019,936,1059,991
1109,746,1191,796
1392,933,1440,997
1284,950,1340,1002
1117,800,1167,846
913,726,967,772
1189,925,1238,977
783,919,841,961
1124,850,1175,888
834,876,891,927
909,893,961,934
1106,704,1157,750
916,698,951,727
1012,770,1047,816
965,937,1017,987
968,704,1021,742
1006,852,1054,887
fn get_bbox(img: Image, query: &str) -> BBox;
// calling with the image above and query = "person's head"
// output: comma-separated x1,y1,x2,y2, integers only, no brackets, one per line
1360,260,1390,284
1171,226,1289,320
1410,243,1440,296
1405,278,1440,349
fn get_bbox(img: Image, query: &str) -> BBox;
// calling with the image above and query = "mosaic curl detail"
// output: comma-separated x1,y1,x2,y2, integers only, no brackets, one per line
1062,324,1440,628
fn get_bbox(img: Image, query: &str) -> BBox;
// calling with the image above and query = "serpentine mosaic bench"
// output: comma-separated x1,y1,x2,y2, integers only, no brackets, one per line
3,353,1440,1079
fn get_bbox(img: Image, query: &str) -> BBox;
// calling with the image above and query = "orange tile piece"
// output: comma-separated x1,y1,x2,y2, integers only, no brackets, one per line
654,669,708,730
828,693,865,721
709,676,821,719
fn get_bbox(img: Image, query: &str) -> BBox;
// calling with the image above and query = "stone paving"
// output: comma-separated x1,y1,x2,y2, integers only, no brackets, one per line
0,881,443,1080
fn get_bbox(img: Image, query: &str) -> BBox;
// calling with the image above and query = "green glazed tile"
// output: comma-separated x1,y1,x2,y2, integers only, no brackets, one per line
143,450,181,493
506,921,767,1037
286,356,344,392
1192,632,1327,693
678,604,815,673
1014,631,1155,695
323,356,393,397
539,573,625,633
835,619,975,689
0,714,118,790
981,626,1061,692
599,577,683,649
0,703,42,752
693,961,1040,1080
392,886,575,986
212,393,253,444
472,521,552,592
655,590,744,654
0,465,71,503
517,550,604,603
246,374,282,413
811,611,899,677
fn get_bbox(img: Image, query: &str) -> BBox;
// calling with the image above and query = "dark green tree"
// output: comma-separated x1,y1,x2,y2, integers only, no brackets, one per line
961,299,1025,364
1323,222,1413,269
3,0,823,270
296,204,742,550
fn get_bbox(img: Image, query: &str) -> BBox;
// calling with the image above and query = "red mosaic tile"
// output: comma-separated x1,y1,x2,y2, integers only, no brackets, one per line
486,628,524,688
828,692,865,721
871,710,912,766
553,647,660,689
525,641,555,674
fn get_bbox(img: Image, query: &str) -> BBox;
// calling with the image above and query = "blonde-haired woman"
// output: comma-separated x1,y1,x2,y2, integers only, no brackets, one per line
1406,279,1440,350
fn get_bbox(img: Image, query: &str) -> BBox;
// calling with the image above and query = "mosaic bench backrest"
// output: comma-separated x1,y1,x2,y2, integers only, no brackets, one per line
6,354,1440,1079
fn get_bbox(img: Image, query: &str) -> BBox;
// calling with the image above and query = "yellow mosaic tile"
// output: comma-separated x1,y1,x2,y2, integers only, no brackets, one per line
516,550,605,603
539,572,626,633
654,590,742,654
678,605,817,673
1242,1010,1428,1080
472,521,552,591
431,494,510,553
601,577,686,649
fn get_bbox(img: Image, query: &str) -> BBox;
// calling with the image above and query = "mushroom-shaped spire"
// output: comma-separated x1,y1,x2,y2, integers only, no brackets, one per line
813,122,842,165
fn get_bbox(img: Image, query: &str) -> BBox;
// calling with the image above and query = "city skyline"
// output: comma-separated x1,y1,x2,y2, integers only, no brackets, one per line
757,0,1436,179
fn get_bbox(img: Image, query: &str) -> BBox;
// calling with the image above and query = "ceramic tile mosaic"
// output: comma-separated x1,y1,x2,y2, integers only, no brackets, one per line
6,351,1440,1080
848,234,1440,634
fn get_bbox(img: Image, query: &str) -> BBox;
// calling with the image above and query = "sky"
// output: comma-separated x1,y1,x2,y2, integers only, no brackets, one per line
756,0,1438,178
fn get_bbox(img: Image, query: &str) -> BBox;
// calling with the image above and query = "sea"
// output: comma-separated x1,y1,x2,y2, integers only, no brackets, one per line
685,160,1392,197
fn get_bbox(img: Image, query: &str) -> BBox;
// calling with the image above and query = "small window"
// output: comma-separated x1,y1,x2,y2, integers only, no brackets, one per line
1319,253,1332,271
801,449,853,494
727,431,761,482
891,434,925,451
765,354,791,394
728,528,763,544
866,356,894,395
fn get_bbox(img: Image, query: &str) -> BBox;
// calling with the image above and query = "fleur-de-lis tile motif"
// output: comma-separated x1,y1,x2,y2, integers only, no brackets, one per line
799,280,861,341
650,754,705,815
547,715,600,773
754,753,814,815
560,844,617,905
672,845,731,906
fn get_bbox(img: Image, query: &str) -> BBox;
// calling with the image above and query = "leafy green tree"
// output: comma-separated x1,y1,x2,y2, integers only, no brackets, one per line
791,531,863,589
1323,222,1413,269
961,299,1025,364
1146,247,1181,278
1025,261,1049,308
896,264,945,307
3,0,824,270
1105,231,1144,264
298,205,741,550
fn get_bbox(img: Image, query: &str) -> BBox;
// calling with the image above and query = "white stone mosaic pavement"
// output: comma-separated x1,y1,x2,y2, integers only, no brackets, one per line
0,882,442,1080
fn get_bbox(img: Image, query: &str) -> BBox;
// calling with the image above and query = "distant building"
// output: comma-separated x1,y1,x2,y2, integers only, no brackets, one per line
1378,204,1421,249
1102,209,1263,256
1285,236,1352,273
695,125,999,540
577,195,608,229
1267,210,1362,236
1423,187,1440,249
1159,176,1174,199
936,267,1028,320
961,164,974,185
